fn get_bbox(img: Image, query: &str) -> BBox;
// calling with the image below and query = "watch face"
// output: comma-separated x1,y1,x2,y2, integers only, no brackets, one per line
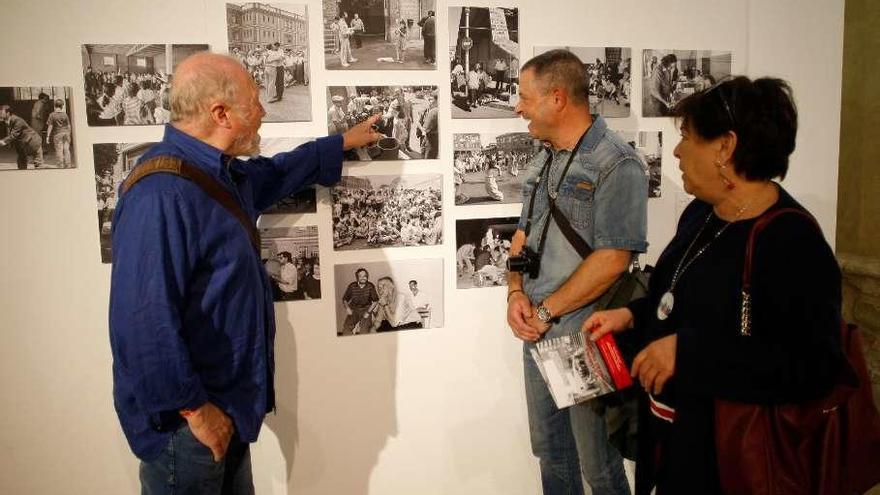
537,304,551,322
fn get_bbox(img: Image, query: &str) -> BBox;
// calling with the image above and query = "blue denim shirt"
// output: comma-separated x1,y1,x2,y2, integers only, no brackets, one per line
109,125,342,461
518,116,648,336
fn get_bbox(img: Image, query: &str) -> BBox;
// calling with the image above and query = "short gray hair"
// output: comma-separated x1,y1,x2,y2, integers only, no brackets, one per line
170,53,241,125
521,49,590,107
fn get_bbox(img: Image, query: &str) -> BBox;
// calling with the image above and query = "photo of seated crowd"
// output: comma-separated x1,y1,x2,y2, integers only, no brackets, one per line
323,0,436,70
615,130,663,198
261,226,321,301
332,174,442,250
0,86,75,171
81,44,208,126
534,46,632,118
449,6,519,118
326,85,438,160
455,217,517,289
642,48,732,117
227,3,311,122
92,142,154,262
334,258,443,336
453,132,540,205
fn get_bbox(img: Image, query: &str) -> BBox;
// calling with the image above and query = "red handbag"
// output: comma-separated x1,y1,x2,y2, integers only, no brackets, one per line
714,208,880,495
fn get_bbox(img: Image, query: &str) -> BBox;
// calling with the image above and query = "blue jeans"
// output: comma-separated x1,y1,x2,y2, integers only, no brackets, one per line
140,425,254,495
524,345,631,495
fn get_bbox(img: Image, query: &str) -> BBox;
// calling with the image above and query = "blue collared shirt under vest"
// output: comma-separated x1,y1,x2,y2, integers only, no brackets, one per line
109,124,343,461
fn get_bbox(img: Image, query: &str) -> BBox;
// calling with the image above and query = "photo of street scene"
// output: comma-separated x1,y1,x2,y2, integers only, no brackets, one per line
453,132,541,205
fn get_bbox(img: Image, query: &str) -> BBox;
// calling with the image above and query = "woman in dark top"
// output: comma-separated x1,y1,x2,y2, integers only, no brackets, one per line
584,76,844,494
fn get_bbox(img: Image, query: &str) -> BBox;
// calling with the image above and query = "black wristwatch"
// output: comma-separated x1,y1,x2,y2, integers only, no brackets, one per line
536,301,552,323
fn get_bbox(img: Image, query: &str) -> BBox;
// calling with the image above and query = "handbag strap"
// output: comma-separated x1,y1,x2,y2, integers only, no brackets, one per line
122,156,261,253
740,207,821,335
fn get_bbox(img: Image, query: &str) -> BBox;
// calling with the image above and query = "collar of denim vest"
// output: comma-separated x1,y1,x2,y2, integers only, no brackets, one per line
160,124,236,181
548,114,606,159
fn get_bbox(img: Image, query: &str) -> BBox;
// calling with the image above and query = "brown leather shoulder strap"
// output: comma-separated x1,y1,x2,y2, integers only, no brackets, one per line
122,156,261,253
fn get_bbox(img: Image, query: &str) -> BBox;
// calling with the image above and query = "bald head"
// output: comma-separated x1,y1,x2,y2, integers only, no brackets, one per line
171,52,252,127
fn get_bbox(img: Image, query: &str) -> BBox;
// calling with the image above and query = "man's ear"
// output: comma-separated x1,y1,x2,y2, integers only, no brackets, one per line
552,87,568,111
210,102,232,129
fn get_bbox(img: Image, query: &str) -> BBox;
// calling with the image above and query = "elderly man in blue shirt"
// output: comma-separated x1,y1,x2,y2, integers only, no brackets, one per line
109,51,379,494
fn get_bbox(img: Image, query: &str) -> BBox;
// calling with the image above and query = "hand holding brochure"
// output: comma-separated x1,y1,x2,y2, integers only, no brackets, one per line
530,331,633,409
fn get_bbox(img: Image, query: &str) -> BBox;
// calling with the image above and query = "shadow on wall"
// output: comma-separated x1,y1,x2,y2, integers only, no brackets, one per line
264,301,399,494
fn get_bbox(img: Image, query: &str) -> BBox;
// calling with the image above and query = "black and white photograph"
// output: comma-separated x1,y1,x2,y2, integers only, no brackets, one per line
327,85,439,160
257,137,317,214
261,226,321,301
449,6,519,118
227,3,311,122
455,216,517,289
534,46,632,118
322,0,436,70
530,331,616,408
334,258,443,336
0,87,75,171
81,44,209,126
614,131,663,198
453,132,540,205
332,174,442,250
642,49,732,117
93,142,156,262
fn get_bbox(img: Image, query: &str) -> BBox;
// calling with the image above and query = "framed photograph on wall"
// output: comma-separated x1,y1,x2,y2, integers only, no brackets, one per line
333,258,444,336
81,43,209,126
455,216,518,289
0,86,76,171
226,3,311,122
613,131,663,198
331,173,442,250
261,226,321,301
453,132,540,205
322,1,437,70
449,6,519,119
642,49,732,117
533,46,632,118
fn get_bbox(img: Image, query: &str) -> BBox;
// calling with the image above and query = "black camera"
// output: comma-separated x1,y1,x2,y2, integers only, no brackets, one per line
507,246,541,279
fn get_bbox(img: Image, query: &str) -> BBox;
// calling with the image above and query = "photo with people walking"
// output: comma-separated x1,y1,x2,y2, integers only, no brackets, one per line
453,132,540,205
0,86,75,171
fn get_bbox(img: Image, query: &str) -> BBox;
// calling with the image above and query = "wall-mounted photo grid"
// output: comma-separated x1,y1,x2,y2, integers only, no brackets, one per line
334,258,444,336
1,86,75,171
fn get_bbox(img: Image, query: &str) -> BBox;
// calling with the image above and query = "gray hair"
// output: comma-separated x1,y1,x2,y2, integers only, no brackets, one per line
170,53,241,125
521,49,591,107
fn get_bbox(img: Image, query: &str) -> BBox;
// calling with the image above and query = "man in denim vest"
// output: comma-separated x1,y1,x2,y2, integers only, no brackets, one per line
507,49,647,495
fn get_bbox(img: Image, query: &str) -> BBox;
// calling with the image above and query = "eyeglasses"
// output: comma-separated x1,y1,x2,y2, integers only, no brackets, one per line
706,80,737,129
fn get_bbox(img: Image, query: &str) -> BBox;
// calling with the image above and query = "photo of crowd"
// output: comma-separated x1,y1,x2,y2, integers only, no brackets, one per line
261,226,321,301
256,137,317,214
455,216,517,289
227,3,311,122
333,258,443,336
0,87,75,171
332,174,442,250
449,6,519,118
327,85,439,160
81,44,208,126
614,131,663,198
642,49,732,117
534,46,632,118
92,142,155,262
323,1,436,70
453,132,540,205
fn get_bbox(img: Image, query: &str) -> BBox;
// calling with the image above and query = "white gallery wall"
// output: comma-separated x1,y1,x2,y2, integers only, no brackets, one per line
0,0,844,493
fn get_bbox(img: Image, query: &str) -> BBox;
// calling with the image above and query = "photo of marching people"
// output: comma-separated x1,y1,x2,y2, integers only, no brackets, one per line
331,174,442,251
334,258,443,336
257,137,317,214
453,132,540,205
81,44,208,126
227,3,311,122
449,6,519,118
455,216,517,289
0,87,75,171
323,0,436,70
534,46,632,118
614,130,663,198
92,142,155,262
326,85,439,160
261,226,321,301
642,48,732,117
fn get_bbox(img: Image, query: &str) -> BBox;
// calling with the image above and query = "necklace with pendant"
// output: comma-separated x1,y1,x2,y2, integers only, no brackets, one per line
656,201,752,321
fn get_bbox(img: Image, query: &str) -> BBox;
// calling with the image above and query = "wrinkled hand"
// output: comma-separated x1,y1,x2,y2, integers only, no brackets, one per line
582,308,633,341
184,402,234,462
342,114,382,150
631,334,677,395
